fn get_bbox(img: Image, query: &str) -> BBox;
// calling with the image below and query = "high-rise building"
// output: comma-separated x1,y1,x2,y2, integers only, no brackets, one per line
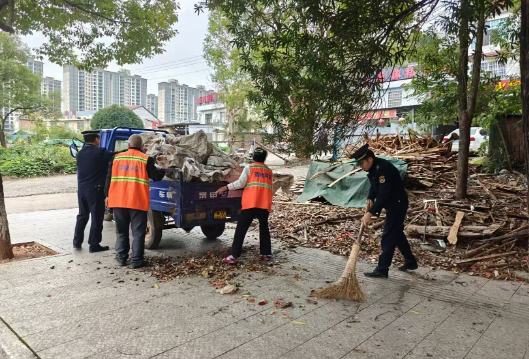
62,66,148,114
158,80,213,124
147,94,158,119
27,59,43,75
42,77,61,96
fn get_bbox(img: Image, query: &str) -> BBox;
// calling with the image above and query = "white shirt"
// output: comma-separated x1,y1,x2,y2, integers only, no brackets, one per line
227,164,251,191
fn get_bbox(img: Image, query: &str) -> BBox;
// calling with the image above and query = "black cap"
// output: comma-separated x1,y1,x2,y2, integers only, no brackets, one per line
349,144,371,162
81,130,100,135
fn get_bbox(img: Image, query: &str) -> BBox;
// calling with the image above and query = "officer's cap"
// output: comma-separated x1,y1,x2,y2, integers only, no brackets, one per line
81,130,101,142
349,144,373,163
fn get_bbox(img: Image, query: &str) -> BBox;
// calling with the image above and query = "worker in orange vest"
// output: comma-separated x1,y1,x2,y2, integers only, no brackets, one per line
105,134,166,269
216,148,273,264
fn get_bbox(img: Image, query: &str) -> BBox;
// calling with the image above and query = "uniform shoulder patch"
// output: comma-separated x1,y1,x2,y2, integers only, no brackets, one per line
379,175,385,183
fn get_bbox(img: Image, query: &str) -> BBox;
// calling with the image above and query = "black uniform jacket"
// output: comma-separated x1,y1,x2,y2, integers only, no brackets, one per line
76,144,116,188
367,157,408,217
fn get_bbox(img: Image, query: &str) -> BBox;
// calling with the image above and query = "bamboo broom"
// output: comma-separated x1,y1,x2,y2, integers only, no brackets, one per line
311,224,366,302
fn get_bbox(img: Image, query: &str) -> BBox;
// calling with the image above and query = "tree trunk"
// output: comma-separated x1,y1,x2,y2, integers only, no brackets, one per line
456,0,471,200
521,0,529,222
0,172,14,260
0,121,7,148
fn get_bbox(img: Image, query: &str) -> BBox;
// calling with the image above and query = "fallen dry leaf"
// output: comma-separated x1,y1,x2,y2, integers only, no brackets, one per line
258,300,267,305
217,284,238,295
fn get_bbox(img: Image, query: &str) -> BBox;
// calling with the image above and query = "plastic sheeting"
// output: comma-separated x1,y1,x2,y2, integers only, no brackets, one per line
295,157,408,208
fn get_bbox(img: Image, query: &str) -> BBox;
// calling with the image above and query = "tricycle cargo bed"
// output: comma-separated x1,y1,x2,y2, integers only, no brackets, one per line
150,179,243,228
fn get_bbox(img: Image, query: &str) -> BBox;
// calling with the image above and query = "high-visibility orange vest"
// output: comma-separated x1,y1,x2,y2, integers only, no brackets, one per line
107,149,150,211
241,163,273,212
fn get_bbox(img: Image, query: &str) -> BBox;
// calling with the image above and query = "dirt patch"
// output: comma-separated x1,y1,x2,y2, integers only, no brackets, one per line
0,242,56,264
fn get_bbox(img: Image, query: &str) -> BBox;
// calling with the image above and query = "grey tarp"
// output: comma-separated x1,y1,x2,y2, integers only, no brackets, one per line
295,157,408,208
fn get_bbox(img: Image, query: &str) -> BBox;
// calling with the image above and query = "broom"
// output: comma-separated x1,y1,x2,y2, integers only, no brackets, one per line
311,223,366,302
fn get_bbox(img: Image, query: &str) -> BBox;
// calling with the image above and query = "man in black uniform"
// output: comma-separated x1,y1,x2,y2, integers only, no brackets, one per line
73,130,116,252
350,144,417,278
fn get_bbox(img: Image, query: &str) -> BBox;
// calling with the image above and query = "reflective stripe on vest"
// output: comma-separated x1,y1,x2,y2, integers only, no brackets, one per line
241,163,273,211
107,149,150,211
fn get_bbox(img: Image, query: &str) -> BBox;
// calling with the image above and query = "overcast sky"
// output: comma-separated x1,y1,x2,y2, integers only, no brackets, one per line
22,0,214,96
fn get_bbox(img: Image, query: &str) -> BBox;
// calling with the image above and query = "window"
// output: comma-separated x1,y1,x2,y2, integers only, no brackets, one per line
387,89,402,107
220,112,225,124
205,113,212,124
114,139,129,151
481,60,507,79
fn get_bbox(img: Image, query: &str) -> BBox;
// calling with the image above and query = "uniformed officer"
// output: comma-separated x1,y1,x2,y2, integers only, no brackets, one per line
73,130,116,252
350,144,418,278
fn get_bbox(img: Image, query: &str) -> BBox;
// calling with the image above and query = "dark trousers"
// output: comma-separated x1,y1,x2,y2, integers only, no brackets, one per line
73,186,105,247
375,204,417,274
231,208,272,258
113,208,148,265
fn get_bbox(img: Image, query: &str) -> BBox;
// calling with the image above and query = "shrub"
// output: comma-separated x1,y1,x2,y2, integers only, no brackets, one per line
0,144,77,178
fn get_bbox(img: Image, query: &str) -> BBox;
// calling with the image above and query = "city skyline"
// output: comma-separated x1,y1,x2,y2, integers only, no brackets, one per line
21,0,213,96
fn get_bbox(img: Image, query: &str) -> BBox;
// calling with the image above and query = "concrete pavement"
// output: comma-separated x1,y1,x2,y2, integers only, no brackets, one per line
1,175,529,358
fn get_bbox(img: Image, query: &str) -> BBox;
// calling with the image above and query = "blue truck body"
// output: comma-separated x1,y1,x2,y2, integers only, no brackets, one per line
90,127,243,248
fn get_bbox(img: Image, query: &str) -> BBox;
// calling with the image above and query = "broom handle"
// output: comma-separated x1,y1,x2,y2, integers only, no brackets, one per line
339,224,364,280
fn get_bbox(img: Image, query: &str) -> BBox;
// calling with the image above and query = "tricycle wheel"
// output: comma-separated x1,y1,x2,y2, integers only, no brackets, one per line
145,210,164,249
200,223,225,240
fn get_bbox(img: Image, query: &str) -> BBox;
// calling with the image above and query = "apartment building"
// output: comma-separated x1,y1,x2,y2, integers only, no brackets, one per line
158,80,214,124
27,60,43,75
62,66,147,114
147,94,158,118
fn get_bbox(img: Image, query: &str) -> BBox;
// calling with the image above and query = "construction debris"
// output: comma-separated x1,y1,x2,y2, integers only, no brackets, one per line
269,132,529,281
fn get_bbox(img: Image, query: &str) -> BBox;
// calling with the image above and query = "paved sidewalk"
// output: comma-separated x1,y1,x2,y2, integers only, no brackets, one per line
1,207,529,359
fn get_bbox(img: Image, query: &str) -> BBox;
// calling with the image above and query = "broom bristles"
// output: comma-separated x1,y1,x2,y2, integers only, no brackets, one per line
311,273,366,302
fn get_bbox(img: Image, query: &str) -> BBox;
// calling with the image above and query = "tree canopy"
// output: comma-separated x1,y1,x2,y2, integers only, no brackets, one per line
0,0,179,70
91,105,143,130
196,0,439,157
0,32,49,148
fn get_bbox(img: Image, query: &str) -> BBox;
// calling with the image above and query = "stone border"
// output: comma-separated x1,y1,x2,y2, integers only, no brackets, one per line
0,317,37,359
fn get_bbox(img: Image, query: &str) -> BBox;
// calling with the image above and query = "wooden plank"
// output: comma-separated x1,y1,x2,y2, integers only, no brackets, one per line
327,168,362,188
476,178,498,201
447,211,465,245
309,163,343,180
456,251,518,265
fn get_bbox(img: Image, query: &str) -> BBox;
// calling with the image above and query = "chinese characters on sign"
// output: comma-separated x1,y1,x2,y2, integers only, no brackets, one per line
196,93,218,105
376,66,417,82
198,191,227,199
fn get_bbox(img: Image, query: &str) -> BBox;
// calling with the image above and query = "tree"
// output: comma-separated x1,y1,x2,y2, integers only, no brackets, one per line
0,0,180,260
0,33,43,148
197,0,440,158
203,9,263,153
404,31,500,131
0,0,179,69
521,0,529,220
91,105,143,130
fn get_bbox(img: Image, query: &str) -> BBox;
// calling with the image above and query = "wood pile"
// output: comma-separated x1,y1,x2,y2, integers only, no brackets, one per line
269,131,528,280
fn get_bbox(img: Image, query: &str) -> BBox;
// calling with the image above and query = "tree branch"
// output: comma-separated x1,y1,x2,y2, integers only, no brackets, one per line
59,0,130,25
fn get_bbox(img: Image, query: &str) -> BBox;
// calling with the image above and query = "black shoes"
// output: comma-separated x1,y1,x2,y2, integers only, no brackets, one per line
89,244,110,253
399,263,419,271
364,271,389,279
130,260,149,269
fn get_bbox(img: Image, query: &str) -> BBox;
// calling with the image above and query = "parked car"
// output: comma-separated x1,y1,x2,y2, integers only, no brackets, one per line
442,127,488,152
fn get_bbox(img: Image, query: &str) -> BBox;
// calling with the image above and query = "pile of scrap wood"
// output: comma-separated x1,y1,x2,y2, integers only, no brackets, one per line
269,132,528,280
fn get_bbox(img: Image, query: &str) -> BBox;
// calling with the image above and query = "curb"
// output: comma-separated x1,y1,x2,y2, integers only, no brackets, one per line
0,318,37,359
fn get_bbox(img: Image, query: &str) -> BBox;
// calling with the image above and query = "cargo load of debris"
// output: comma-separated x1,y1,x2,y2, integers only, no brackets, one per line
140,130,296,193
268,132,529,280
140,131,244,183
